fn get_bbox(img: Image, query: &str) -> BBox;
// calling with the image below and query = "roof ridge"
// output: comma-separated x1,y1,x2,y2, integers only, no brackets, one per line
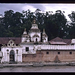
50,37,63,41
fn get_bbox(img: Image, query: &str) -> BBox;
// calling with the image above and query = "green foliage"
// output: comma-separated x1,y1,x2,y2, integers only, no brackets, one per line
68,11,75,38
0,9,73,40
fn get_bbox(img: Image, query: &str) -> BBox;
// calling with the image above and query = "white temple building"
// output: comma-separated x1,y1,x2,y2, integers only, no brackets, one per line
0,19,48,63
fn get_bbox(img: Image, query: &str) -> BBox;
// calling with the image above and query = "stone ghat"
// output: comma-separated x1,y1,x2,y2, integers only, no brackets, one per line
0,62,75,67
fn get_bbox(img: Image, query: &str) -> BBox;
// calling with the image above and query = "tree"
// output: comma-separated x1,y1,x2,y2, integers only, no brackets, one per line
68,11,75,38
45,10,67,40
0,9,69,40
3,10,25,37
0,17,6,37
11,12,24,37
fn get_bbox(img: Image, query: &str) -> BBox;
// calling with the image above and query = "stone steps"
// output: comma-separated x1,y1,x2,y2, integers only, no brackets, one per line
0,62,75,67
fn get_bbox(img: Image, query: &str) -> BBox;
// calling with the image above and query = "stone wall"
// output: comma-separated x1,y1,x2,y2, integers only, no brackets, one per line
22,51,43,63
41,50,75,62
22,50,75,63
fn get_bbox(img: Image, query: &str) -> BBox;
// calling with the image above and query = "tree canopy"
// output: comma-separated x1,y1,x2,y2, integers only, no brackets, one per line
0,9,74,40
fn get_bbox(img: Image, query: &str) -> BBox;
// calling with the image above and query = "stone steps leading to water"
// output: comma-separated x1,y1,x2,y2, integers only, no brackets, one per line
0,62,75,67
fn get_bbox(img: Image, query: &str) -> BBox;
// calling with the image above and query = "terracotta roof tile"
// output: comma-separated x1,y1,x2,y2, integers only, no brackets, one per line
63,39,71,45
49,41,67,45
50,37,63,42
0,37,21,44
49,37,71,45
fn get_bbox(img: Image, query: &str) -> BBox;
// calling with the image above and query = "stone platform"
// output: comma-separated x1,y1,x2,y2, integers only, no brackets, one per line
0,63,75,68
0,62,75,67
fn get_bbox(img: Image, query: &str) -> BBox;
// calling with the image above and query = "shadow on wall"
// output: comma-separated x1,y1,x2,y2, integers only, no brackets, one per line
54,55,61,63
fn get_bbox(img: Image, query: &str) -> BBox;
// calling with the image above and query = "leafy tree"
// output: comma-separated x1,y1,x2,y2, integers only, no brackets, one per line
68,11,75,38
3,10,25,37
0,9,70,40
45,10,67,40
0,17,6,37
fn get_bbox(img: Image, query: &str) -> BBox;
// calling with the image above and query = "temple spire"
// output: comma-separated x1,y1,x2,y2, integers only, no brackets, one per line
43,29,45,34
23,28,27,34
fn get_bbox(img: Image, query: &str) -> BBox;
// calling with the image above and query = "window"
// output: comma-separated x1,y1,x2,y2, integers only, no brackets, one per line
7,49,9,53
26,47,29,52
58,52,60,54
36,38,37,42
16,44,18,46
69,52,72,54
16,50,18,54
46,52,49,54
7,49,9,52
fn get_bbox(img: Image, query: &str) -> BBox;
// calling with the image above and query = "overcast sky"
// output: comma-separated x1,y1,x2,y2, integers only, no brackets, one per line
0,3,75,21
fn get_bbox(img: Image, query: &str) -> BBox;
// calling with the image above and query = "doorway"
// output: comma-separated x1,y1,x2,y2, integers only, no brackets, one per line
10,50,15,63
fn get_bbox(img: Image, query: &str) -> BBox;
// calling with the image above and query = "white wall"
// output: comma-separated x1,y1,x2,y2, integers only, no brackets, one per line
1,46,22,63
21,44,36,54
35,45,75,50
29,32,41,42
71,39,75,44
21,37,26,42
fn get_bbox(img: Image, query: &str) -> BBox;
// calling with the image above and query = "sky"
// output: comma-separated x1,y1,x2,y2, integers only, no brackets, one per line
0,3,75,21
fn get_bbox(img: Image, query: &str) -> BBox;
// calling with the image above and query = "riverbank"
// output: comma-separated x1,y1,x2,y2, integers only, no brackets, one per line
0,65,75,72
0,62,75,67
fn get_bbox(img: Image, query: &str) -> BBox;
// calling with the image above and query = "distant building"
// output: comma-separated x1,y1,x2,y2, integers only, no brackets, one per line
0,19,75,63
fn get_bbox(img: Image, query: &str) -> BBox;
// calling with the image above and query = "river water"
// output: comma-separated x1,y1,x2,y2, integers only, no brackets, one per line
0,66,75,72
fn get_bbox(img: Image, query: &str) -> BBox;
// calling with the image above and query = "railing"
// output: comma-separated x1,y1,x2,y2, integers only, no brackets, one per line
38,45,75,50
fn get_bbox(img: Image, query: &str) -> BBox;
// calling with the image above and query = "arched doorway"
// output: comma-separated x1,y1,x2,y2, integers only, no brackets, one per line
9,50,15,63
36,38,37,42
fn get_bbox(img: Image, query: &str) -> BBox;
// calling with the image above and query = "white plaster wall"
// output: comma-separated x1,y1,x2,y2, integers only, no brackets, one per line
74,44,75,49
40,45,75,50
29,32,41,42
22,37,26,42
43,40,46,43
71,39,75,44
27,39,30,42
1,46,22,63
42,36,48,43
21,45,36,54
46,37,48,42
33,45,75,51
29,32,40,38
31,24,38,29
33,37,41,42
